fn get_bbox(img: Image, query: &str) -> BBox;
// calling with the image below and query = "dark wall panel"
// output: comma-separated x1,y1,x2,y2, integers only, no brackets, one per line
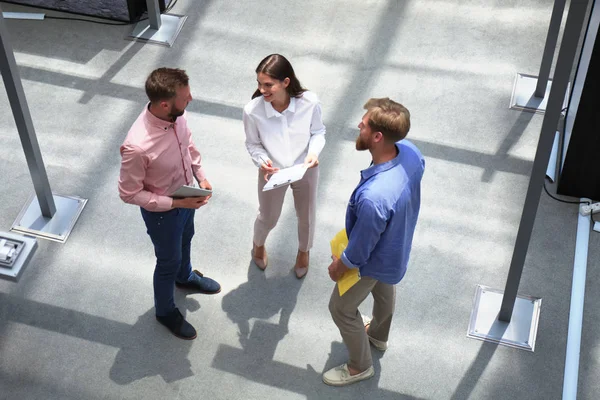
557,25,600,199
3,0,172,22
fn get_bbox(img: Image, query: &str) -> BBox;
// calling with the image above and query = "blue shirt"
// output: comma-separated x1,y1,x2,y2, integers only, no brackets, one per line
341,140,425,285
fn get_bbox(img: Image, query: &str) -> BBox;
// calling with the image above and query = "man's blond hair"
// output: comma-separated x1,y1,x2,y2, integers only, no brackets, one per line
364,98,411,142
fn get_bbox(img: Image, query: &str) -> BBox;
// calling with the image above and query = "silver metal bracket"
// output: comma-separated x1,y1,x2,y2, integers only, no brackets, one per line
1,12,45,20
0,231,37,281
0,237,25,268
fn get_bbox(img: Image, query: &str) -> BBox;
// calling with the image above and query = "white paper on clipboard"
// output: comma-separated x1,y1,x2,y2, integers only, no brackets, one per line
263,164,308,191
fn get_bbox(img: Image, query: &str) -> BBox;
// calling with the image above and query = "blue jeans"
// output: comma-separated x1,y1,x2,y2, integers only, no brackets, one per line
140,207,196,317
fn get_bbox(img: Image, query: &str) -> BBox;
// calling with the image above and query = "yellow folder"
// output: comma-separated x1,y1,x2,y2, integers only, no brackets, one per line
330,229,361,296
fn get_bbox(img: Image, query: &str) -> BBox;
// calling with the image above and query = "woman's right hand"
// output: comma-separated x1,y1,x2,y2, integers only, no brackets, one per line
260,159,279,181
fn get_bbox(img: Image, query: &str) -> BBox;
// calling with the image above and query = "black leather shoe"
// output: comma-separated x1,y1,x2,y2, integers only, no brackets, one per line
175,270,221,294
156,308,197,340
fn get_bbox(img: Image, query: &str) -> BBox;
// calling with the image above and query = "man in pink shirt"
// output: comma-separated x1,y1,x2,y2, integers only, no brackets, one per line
118,68,221,340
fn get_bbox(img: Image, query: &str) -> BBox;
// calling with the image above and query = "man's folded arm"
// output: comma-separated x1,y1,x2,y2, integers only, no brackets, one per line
341,198,387,269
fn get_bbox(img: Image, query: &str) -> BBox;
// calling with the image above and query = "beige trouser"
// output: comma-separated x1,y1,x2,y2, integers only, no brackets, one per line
253,165,319,252
329,276,396,372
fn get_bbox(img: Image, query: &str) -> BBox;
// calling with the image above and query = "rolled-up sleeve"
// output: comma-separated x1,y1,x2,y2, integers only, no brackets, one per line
307,102,326,157
341,199,387,269
243,109,269,167
118,144,173,211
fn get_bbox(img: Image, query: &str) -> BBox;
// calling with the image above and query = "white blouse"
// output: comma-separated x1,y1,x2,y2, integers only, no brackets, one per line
243,91,326,169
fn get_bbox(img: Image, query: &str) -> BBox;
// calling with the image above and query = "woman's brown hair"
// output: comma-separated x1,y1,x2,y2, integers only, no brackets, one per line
252,54,307,99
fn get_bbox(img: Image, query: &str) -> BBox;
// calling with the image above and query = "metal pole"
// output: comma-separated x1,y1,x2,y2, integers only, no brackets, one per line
147,0,162,30
535,0,568,98
499,0,590,322
0,10,56,217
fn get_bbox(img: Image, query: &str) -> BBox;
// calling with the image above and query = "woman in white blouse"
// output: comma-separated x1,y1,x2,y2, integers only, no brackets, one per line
243,54,326,279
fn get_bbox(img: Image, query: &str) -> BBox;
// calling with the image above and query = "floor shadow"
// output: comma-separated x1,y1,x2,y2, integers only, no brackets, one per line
481,109,536,182
2,2,132,63
215,259,426,400
0,291,202,385
450,338,505,400
317,0,410,192
409,137,534,179
15,64,243,120
77,40,147,105
352,346,424,400
212,336,427,399
222,262,304,349
109,294,201,385
329,124,537,180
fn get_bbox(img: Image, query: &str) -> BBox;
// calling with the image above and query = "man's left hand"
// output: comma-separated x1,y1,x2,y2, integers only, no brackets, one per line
200,179,213,199
328,255,349,282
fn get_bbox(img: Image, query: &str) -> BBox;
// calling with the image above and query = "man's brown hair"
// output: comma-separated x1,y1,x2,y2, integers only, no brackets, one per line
363,97,411,142
145,68,189,103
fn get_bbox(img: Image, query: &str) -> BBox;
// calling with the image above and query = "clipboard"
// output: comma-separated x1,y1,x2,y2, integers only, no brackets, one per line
263,164,308,191
330,229,361,296
171,185,212,198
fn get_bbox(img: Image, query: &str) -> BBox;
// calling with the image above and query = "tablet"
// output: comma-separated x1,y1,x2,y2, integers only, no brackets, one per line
171,185,213,198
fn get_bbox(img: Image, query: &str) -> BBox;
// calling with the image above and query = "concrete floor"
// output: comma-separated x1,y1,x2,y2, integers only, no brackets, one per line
1,0,599,399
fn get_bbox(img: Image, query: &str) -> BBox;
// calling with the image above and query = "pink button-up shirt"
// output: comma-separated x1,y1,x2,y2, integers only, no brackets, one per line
118,105,206,212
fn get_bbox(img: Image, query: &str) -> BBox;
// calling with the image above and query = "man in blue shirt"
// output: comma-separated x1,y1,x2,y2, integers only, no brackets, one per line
323,98,425,386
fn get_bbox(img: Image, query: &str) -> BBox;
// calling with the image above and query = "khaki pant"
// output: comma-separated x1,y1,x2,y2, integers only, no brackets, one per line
328,276,396,371
253,165,319,252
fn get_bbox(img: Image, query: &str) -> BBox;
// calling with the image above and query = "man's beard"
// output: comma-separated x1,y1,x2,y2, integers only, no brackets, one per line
355,135,371,151
168,106,185,121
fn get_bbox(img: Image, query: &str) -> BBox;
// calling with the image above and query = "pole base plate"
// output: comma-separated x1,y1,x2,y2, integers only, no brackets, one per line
126,14,187,47
467,285,542,351
509,73,568,114
11,194,87,243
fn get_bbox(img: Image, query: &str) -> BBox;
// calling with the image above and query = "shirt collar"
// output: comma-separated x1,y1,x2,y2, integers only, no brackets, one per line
264,96,296,118
360,143,402,180
144,103,177,132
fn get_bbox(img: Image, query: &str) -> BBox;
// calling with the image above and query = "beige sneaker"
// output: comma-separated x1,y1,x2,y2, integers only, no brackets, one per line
362,316,388,351
322,363,374,386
